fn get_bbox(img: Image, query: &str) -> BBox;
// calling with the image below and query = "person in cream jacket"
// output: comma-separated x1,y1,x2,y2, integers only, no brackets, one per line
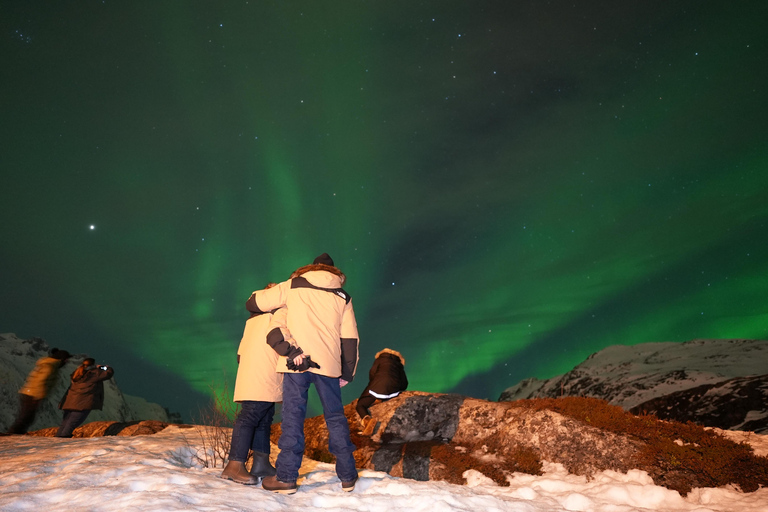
246,253,360,494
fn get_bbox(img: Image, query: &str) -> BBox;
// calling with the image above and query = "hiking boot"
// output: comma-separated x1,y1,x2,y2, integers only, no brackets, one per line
262,475,298,494
361,417,378,436
249,451,277,478
220,460,259,485
341,476,358,492
358,415,372,433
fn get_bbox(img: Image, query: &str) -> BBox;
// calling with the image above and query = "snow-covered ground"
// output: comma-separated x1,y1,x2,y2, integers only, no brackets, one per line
1,426,766,512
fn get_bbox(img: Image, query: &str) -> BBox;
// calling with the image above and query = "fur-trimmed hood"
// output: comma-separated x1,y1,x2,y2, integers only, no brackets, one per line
375,348,405,366
291,263,346,286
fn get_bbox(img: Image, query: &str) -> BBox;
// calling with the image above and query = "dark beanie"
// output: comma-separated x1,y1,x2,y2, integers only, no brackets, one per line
313,253,334,267
50,348,71,361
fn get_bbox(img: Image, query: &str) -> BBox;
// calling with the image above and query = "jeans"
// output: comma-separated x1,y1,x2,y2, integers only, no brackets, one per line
276,372,358,483
56,410,91,437
228,401,275,461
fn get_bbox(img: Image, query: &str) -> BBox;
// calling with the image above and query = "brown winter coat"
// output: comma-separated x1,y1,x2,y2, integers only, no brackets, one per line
59,366,114,411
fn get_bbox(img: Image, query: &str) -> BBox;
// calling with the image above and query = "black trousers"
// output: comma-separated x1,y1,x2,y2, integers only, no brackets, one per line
8,394,41,434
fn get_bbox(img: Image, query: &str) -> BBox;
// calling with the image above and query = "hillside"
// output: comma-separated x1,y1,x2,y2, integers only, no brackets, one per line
499,339,768,433
1,333,172,432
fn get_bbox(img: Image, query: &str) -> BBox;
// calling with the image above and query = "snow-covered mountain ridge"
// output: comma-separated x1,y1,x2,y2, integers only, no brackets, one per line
1,333,171,432
499,339,768,433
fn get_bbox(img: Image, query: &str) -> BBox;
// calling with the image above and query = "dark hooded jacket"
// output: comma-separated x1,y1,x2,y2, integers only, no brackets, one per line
59,365,114,411
365,348,408,397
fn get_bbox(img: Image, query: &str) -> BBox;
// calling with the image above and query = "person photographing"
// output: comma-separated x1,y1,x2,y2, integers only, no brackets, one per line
56,358,114,438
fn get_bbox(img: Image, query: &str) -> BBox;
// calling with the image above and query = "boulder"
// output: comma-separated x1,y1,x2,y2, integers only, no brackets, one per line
272,391,642,485
271,392,768,495
28,420,171,437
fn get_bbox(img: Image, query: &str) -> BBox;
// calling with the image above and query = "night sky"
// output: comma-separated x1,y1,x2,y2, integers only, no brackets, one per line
2,2,766,421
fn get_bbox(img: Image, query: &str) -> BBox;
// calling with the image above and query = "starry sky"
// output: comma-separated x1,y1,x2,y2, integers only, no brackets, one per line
2,1,766,421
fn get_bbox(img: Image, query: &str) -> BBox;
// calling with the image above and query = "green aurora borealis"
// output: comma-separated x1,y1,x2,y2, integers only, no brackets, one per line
2,2,767,419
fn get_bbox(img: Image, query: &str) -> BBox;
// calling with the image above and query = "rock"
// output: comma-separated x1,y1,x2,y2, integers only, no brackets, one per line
28,420,171,437
271,392,768,495
272,391,642,486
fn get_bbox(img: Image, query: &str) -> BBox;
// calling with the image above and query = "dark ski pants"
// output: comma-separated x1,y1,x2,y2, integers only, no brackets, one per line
355,388,377,419
56,410,91,437
8,394,41,434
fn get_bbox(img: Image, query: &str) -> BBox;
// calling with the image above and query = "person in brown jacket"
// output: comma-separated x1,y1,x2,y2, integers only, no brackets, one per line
56,358,114,438
6,348,71,434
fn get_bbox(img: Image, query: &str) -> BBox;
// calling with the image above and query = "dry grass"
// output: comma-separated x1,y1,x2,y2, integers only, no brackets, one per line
510,397,768,494
181,380,240,469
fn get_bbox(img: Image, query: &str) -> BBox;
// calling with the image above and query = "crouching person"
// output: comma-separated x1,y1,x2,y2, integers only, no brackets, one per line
356,348,407,435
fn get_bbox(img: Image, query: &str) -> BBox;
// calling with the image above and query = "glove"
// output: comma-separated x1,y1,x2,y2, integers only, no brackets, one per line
286,355,321,372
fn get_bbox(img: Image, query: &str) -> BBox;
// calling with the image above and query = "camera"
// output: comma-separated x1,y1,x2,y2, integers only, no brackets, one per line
99,365,108,370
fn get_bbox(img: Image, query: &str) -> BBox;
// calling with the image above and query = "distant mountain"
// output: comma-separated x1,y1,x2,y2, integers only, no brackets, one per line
1,333,172,433
499,339,768,433
629,374,768,432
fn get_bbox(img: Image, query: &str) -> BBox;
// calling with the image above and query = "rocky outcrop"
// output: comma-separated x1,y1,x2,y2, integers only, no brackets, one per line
271,391,768,495
272,392,643,485
27,420,171,437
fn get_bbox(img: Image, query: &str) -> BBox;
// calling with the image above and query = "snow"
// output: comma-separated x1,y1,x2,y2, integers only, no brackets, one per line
1,426,766,512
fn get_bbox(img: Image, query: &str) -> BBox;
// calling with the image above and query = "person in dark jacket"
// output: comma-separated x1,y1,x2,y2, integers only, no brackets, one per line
356,348,407,435
55,358,114,438
6,348,71,434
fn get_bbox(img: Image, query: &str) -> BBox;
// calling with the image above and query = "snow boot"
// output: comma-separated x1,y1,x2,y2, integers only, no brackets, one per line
220,460,259,485
249,451,276,478
262,475,298,494
341,475,358,492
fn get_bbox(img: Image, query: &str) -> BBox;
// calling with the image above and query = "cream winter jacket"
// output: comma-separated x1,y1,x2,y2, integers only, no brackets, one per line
19,356,62,400
233,308,285,403
247,265,359,381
